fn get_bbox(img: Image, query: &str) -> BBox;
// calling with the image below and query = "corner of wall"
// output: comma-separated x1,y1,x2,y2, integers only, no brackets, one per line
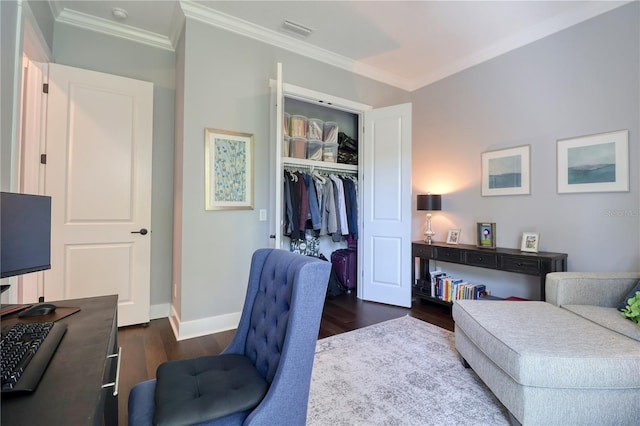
168,304,241,341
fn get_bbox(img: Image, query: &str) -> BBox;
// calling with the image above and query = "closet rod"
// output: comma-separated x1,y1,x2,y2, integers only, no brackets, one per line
284,163,357,175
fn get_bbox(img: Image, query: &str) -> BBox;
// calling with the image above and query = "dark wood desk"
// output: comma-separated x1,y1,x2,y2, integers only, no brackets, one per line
412,241,567,302
2,295,119,426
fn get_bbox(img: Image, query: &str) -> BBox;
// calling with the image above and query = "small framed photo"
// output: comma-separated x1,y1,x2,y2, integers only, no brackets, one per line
521,232,539,253
446,229,461,245
205,128,254,210
476,222,496,249
481,145,530,196
557,129,629,193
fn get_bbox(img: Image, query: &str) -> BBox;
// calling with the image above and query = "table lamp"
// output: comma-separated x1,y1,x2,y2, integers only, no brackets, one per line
417,194,442,244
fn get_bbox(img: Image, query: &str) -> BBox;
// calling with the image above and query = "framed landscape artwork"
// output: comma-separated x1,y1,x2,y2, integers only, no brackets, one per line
205,128,254,210
446,229,461,245
557,129,629,194
521,232,539,253
481,145,530,196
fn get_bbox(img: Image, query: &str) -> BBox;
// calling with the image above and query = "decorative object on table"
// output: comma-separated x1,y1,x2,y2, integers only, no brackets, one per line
481,145,530,196
557,129,629,193
205,128,254,210
520,232,539,253
417,194,442,244
476,222,496,249
446,229,461,245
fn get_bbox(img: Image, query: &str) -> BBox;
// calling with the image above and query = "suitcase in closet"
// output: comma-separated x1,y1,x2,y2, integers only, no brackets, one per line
331,249,357,292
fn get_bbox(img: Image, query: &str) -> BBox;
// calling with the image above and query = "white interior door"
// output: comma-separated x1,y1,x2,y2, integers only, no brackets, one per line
361,103,412,307
43,63,153,326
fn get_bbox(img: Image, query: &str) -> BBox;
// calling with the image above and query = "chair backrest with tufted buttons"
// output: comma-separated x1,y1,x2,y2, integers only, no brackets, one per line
244,250,299,382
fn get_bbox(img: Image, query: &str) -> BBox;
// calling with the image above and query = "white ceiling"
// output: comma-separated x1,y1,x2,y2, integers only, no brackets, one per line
47,1,629,91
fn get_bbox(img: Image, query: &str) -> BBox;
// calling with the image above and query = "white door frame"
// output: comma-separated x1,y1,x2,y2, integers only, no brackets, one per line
17,57,49,304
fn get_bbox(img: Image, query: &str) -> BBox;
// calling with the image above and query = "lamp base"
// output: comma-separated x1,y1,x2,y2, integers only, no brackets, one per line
424,213,435,245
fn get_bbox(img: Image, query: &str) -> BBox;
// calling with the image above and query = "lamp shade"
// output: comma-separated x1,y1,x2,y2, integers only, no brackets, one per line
417,194,441,211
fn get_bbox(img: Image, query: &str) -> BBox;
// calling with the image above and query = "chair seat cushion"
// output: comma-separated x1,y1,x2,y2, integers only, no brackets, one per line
154,354,269,426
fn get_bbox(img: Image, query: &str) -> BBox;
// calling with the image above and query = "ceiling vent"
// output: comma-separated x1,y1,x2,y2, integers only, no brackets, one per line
281,20,314,38
111,7,128,21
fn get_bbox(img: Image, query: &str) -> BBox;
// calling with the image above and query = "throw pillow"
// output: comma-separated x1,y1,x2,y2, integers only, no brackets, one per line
617,280,640,311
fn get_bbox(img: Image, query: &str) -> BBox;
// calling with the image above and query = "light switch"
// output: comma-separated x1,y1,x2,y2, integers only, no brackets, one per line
259,209,267,221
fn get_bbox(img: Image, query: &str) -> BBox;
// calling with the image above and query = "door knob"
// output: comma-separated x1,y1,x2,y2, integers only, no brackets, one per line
131,228,148,235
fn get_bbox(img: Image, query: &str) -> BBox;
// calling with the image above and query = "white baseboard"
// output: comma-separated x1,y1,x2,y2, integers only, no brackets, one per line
150,303,170,320
168,304,241,341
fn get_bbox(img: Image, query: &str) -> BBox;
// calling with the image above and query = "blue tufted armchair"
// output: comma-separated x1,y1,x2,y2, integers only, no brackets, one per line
128,248,331,426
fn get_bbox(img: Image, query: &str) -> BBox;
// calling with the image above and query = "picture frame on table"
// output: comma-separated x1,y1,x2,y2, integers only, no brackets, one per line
520,232,539,253
481,145,530,196
476,222,496,249
557,129,629,194
446,229,461,245
205,128,254,210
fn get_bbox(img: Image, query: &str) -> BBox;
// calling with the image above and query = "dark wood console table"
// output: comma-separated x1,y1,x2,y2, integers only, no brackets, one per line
412,241,567,303
2,295,119,425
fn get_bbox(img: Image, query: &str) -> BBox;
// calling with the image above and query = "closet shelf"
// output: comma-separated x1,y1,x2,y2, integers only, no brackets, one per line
283,157,357,174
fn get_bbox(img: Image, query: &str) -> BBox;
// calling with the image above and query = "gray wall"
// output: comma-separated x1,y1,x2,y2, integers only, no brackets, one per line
53,25,176,308
26,0,54,53
175,19,409,322
1,0,21,192
411,3,640,299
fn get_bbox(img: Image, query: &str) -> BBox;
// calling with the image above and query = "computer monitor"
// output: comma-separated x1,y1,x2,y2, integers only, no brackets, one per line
1,192,52,279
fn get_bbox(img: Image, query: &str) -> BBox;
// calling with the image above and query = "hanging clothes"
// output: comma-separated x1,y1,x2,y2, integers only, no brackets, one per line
283,168,358,242
343,177,358,239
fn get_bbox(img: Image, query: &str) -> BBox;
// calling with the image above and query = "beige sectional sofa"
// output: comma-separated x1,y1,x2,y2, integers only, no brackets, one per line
452,272,640,425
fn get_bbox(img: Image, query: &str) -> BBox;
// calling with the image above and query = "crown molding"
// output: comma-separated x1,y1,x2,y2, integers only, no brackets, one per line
55,8,175,51
179,1,413,91
168,1,186,49
49,0,629,92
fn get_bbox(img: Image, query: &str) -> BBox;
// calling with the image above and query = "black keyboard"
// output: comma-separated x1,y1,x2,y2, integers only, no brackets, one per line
1,321,67,393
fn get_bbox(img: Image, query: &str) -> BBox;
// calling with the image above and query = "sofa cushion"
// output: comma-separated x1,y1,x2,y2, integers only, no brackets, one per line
562,304,640,342
153,354,268,426
617,280,640,311
453,300,640,389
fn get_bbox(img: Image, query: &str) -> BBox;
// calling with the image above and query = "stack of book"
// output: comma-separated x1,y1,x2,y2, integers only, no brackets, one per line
429,272,488,302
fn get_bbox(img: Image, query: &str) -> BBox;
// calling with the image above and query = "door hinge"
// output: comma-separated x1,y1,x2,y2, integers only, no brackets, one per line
43,83,49,94
40,154,47,164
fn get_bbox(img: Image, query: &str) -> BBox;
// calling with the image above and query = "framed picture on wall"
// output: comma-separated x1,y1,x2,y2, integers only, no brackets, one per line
557,129,629,193
481,145,531,196
520,232,539,253
205,128,254,210
476,222,496,249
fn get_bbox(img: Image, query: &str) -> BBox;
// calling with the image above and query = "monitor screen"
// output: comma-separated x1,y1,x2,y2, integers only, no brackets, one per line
1,192,52,279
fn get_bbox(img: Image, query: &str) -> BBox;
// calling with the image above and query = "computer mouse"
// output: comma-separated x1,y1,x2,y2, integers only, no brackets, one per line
18,303,57,318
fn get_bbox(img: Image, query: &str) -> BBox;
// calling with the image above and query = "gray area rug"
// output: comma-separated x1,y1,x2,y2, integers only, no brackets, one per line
307,315,510,425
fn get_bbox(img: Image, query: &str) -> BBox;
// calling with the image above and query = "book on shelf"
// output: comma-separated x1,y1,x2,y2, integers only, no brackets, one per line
426,271,488,302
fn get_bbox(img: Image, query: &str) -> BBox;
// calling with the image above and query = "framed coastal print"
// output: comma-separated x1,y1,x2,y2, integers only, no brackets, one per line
557,130,629,194
446,229,461,245
205,128,254,210
521,232,539,253
481,145,530,196
476,222,496,249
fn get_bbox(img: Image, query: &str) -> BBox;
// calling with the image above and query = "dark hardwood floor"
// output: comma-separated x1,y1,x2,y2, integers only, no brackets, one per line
117,294,453,425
